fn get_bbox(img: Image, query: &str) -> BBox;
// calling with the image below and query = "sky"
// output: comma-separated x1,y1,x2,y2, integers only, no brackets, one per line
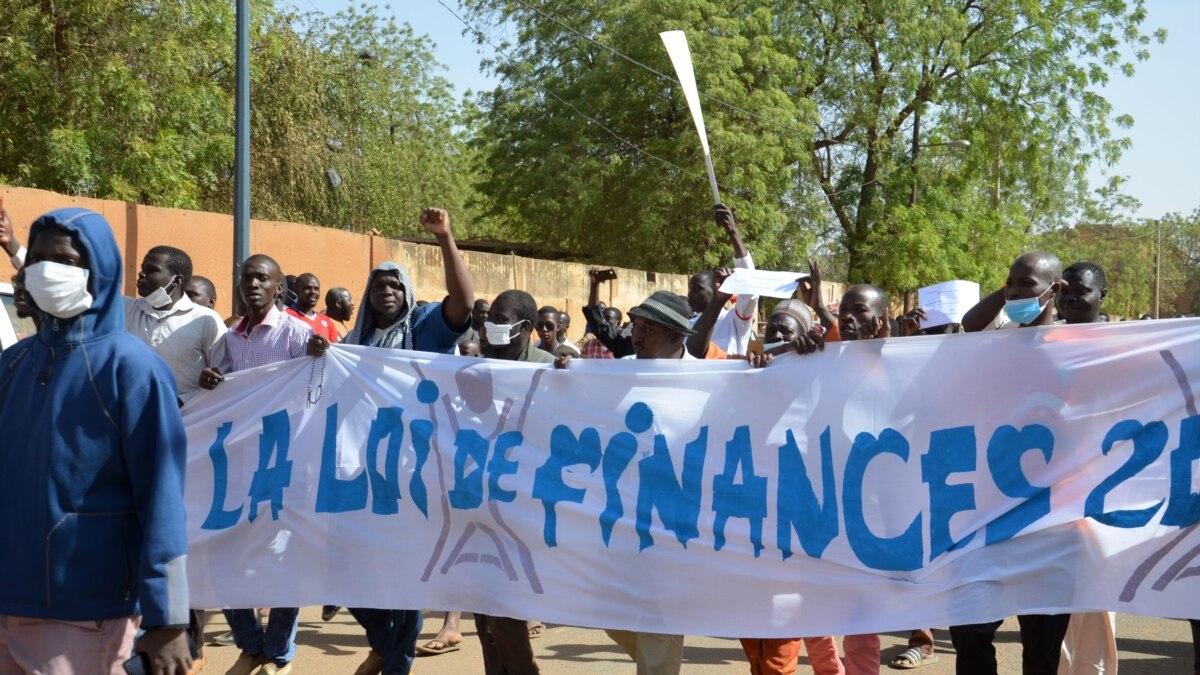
308,0,1199,220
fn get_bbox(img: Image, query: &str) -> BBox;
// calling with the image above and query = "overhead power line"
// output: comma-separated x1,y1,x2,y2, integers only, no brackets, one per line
506,0,811,137
434,0,917,206
434,0,752,197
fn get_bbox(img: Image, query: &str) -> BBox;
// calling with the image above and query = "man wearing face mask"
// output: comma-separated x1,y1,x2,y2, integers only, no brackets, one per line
126,246,230,406
0,209,192,675
342,207,474,675
953,251,1072,674
961,252,1066,333
468,288,548,675
480,290,554,364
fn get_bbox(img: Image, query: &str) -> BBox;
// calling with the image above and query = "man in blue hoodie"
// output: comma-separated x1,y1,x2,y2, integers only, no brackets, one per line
0,208,192,675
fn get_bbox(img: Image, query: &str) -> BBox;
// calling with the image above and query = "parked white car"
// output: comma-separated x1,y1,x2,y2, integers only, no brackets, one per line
0,282,37,350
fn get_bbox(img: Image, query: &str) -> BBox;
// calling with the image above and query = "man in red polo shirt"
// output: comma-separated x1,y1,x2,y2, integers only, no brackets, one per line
286,272,339,342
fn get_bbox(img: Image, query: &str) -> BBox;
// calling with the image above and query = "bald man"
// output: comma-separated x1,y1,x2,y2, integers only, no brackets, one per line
962,252,1065,332
951,251,1072,674
324,287,355,339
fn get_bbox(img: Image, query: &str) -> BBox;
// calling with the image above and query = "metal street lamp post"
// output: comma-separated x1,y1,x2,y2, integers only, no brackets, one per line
233,0,250,314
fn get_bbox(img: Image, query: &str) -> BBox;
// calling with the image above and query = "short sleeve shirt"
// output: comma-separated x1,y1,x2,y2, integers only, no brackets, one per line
287,307,340,343
369,302,467,355
226,306,312,372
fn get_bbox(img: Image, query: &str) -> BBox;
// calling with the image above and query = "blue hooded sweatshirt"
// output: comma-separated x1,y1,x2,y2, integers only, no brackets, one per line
0,208,190,628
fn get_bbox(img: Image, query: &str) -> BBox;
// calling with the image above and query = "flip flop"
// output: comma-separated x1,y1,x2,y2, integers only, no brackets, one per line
527,621,545,639
416,640,462,656
889,647,939,669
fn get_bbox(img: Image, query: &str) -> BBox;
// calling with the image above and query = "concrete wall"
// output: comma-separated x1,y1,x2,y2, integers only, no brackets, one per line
2,186,716,340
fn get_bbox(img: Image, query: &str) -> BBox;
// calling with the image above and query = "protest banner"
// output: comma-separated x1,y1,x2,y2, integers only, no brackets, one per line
184,319,1200,637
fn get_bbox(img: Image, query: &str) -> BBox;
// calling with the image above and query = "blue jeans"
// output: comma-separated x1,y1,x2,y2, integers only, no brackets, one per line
349,608,422,675
223,608,299,666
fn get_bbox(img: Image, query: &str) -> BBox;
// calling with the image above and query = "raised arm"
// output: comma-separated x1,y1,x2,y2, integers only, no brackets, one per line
715,204,748,260
583,268,633,357
687,267,733,358
587,268,604,308
961,286,1006,333
422,207,474,328
1,200,25,270
800,259,837,331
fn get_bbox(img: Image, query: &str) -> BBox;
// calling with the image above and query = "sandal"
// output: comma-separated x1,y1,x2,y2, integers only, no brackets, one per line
527,621,545,639
889,647,939,669
416,639,461,656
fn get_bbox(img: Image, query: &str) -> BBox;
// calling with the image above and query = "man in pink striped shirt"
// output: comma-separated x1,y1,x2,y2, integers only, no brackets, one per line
197,253,326,675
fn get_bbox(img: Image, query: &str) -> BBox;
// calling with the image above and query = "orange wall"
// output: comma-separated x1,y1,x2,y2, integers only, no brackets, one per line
1,186,714,340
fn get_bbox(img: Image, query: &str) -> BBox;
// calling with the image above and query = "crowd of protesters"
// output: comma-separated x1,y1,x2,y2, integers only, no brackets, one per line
0,200,1197,675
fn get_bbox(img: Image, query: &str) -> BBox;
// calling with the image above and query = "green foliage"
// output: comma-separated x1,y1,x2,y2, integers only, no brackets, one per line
0,0,234,206
465,0,1162,286
1038,208,1200,319
0,0,481,238
464,0,816,274
0,0,1172,290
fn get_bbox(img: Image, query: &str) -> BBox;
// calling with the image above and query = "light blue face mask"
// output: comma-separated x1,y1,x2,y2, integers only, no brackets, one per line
1004,288,1051,325
762,340,787,352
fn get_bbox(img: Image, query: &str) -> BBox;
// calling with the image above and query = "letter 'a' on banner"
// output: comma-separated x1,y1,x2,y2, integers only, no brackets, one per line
660,30,721,205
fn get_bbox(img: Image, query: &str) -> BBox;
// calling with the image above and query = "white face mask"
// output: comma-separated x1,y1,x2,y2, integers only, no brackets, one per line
145,279,178,310
24,261,93,319
483,320,527,347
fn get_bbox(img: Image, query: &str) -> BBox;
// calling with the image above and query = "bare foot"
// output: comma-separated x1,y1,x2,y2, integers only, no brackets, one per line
427,611,462,649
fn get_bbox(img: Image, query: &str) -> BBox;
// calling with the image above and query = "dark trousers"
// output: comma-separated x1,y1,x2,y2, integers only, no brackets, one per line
187,609,205,659
949,614,1070,675
349,608,422,675
474,614,540,675
1191,619,1199,675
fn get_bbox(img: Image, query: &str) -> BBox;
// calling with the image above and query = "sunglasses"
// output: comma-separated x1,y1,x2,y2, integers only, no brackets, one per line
536,321,558,330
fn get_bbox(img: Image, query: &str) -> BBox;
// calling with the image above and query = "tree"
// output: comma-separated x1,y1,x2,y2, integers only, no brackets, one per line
464,0,817,274
0,0,484,240
1036,207,1200,319
0,0,236,205
465,0,1163,287
218,5,485,239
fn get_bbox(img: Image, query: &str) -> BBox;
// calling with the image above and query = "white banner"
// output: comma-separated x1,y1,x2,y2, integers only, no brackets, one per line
183,320,1200,637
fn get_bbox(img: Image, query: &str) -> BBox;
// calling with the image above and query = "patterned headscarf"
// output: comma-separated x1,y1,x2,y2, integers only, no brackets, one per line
771,299,814,333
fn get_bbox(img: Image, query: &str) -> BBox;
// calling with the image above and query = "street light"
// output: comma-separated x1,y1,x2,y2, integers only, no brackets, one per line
910,138,971,206
922,139,972,149
233,0,250,314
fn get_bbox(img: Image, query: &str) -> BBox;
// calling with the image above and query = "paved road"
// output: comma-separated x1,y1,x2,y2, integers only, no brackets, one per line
196,609,1195,674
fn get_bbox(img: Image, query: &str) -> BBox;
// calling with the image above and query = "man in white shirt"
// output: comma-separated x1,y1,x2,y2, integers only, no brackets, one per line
125,246,229,404
686,204,758,355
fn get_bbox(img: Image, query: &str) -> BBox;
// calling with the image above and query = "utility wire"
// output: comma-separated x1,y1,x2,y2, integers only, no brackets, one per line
506,0,812,136
436,0,751,197
436,0,914,206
